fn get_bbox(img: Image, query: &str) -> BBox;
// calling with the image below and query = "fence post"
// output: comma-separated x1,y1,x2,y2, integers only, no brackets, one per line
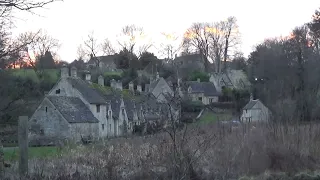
18,116,28,177
0,142,3,178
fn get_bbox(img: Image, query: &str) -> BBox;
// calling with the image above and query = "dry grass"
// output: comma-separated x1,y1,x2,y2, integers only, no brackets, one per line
3,122,320,180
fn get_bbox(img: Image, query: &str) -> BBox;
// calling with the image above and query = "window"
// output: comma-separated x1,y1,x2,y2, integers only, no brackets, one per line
55,89,60,94
96,104,100,113
102,124,105,130
45,107,47,112
198,97,202,101
122,108,125,116
108,111,111,119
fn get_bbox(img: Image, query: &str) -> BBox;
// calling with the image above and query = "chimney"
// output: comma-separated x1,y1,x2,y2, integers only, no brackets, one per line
156,72,160,80
150,77,154,84
85,71,91,81
117,80,123,91
98,75,104,86
129,81,134,91
250,93,254,101
197,78,200,82
110,79,116,88
71,66,77,78
137,84,142,93
61,65,69,78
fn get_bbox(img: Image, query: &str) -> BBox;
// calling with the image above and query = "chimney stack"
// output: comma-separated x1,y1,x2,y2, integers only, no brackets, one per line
61,65,69,78
110,79,116,88
156,72,160,80
98,75,104,86
71,66,77,78
250,93,254,101
197,78,200,82
137,84,142,93
85,71,91,81
129,81,134,91
117,80,123,91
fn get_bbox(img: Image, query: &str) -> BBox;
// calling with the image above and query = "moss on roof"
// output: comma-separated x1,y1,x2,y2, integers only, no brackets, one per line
90,83,140,100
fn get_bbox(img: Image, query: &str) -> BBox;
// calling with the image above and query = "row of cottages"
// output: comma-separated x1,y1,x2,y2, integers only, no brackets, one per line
28,66,170,144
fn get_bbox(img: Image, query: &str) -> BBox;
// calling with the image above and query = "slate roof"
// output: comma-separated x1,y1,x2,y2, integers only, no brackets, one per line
243,100,259,110
186,81,220,96
99,55,116,64
174,54,202,63
67,77,106,104
148,78,161,92
47,96,99,123
87,55,116,65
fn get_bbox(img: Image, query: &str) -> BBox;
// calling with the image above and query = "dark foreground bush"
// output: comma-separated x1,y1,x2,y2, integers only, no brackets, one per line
3,123,320,180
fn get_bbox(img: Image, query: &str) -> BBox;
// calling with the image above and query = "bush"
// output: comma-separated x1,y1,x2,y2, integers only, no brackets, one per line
181,100,204,112
188,70,210,82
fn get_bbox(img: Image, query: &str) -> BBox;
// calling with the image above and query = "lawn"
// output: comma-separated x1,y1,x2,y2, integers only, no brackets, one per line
198,111,233,124
3,146,60,161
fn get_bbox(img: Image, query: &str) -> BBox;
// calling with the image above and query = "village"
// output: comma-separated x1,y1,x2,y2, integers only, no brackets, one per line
0,0,320,179
27,53,269,145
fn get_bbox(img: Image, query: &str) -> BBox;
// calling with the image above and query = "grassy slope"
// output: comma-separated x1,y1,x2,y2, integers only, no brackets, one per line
198,111,233,123
8,69,60,83
3,146,60,161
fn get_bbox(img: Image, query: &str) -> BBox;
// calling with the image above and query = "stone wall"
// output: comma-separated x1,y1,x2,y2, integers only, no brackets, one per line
69,123,99,142
28,98,70,145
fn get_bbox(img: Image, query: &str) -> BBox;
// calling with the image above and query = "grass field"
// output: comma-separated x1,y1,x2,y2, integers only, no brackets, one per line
9,69,60,83
3,146,60,161
199,111,233,123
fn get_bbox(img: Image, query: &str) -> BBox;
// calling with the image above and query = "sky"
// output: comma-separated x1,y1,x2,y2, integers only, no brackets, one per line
10,0,320,62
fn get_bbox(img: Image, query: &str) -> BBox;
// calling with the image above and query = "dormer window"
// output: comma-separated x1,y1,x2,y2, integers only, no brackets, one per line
107,111,111,119
55,89,60,94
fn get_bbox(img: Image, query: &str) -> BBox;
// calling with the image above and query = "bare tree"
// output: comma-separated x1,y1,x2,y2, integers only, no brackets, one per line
76,44,86,61
0,0,62,12
25,29,60,58
101,38,115,56
159,32,181,60
220,16,241,72
183,22,211,72
208,22,225,73
118,24,152,58
83,31,101,66
17,29,59,76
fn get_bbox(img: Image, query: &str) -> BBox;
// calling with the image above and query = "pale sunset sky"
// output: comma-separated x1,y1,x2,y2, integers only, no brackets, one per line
10,0,320,62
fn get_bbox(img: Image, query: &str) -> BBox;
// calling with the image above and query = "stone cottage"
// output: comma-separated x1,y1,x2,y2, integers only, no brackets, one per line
240,97,271,123
146,72,174,102
29,96,99,143
184,79,220,105
209,69,251,93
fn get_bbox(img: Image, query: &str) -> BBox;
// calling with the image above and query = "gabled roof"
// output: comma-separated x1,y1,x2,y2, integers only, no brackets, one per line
186,81,220,96
174,54,202,63
67,77,106,104
98,55,116,64
87,55,116,65
242,99,259,110
47,96,99,123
